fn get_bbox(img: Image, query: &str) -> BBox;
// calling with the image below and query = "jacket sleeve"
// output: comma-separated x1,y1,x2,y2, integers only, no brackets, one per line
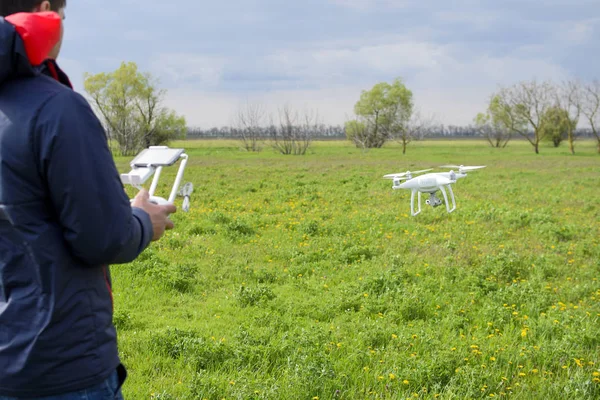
34,89,154,266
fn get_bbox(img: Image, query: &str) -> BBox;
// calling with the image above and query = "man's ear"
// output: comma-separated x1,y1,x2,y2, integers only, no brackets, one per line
33,1,52,12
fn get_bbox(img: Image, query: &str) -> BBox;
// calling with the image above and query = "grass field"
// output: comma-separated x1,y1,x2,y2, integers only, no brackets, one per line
111,139,600,399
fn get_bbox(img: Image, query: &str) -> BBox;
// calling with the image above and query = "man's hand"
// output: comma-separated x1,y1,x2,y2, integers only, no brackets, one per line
131,189,177,241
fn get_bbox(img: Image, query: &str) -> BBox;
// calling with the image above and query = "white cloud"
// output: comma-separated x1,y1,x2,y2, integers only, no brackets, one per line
161,86,365,128
559,18,599,45
156,43,571,129
149,54,227,88
433,9,503,30
330,0,409,10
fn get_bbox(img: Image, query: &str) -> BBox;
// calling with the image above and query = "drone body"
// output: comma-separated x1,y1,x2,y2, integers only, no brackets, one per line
383,165,485,216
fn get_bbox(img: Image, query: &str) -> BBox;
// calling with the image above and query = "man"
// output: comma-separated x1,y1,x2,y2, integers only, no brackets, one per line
0,1,176,398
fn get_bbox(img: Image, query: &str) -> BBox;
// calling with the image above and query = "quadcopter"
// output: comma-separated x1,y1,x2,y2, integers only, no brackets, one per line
383,165,486,216
119,146,193,212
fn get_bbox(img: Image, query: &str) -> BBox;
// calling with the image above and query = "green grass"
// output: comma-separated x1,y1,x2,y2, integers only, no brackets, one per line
111,139,600,399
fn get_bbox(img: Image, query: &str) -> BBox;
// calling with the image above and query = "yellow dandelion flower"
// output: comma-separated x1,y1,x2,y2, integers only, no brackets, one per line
403,380,409,385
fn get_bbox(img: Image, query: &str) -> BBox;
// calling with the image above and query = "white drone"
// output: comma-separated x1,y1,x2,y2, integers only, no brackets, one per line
120,146,193,212
383,165,486,216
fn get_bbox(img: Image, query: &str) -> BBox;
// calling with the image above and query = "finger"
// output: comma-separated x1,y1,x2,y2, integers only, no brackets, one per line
163,204,177,214
136,188,149,199
132,189,150,207
165,219,174,230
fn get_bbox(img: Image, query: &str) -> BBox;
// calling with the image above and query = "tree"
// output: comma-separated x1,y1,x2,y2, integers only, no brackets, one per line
495,80,556,154
345,117,371,150
269,104,317,155
581,80,600,154
394,108,436,154
540,106,574,148
474,95,514,148
347,78,413,148
232,100,266,152
84,62,186,156
553,80,581,154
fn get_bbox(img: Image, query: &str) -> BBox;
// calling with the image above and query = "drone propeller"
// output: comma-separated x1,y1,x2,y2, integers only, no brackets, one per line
440,165,486,172
383,169,433,179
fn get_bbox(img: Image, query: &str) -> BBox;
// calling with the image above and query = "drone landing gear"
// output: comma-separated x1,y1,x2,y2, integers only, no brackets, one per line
439,184,456,213
410,185,457,216
410,190,422,216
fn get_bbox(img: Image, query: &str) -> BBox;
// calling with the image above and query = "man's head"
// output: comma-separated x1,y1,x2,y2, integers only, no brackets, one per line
1,1,67,60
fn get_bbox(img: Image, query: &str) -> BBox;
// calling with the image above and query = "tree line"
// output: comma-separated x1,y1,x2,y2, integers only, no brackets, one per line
476,79,600,154
82,62,599,156
187,123,595,141
340,77,599,155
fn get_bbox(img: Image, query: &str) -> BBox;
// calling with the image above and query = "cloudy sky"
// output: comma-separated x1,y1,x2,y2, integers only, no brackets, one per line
58,0,599,128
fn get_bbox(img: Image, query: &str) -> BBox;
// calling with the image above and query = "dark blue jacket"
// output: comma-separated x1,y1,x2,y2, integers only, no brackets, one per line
0,13,153,396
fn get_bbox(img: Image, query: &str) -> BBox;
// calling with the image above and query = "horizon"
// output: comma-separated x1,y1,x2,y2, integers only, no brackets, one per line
59,1,599,129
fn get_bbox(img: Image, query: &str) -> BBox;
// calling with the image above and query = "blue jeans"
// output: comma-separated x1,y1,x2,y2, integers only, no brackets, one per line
0,367,125,400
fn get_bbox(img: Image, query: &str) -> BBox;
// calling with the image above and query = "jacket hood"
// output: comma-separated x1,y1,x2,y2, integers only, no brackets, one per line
0,12,61,86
